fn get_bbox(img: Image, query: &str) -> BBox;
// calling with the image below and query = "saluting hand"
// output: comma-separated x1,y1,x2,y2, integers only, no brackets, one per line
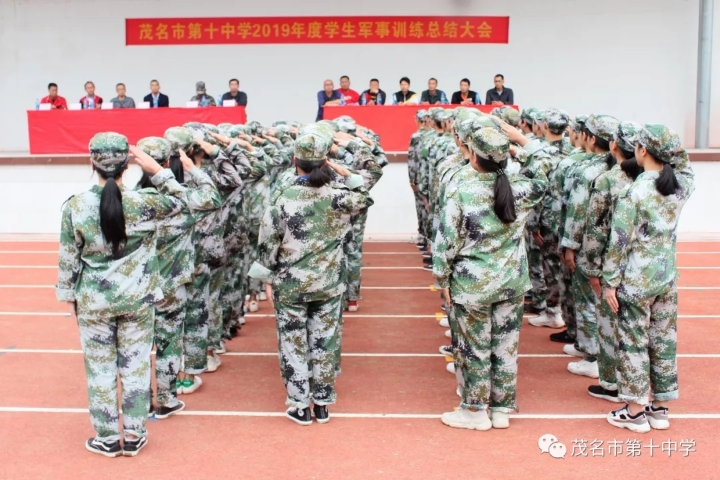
196,139,216,155
129,145,163,176
209,132,231,146
326,160,351,178
178,149,195,172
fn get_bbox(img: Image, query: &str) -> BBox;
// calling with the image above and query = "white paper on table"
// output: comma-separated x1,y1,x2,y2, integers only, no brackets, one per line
38,104,52,111
186,101,199,108
137,102,150,109
68,103,82,110
101,103,113,110
222,100,236,107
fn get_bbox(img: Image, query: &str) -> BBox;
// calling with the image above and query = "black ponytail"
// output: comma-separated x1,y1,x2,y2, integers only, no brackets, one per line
478,157,516,224
617,147,644,181
168,155,184,184
137,172,155,189
584,128,615,168
97,169,127,258
296,159,333,188
656,163,680,196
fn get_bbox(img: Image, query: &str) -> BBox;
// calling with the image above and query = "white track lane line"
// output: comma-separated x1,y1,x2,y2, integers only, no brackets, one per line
3,250,720,255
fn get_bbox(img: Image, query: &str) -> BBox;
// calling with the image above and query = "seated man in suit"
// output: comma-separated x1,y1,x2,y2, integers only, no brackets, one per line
485,74,514,106
451,78,481,105
143,79,169,108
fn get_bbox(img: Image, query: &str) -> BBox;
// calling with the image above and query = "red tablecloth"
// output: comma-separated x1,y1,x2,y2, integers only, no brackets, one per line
27,107,247,154
323,105,518,152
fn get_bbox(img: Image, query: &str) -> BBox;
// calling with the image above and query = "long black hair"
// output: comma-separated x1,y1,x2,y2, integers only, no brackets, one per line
616,146,644,181
96,168,127,258
585,127,615,168
656,163,680,196
477,157,516,224
296,159,334,188
137,155,183,189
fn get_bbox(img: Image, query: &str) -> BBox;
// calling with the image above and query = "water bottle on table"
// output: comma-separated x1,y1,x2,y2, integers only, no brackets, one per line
88,98,94,110
35,99,40,110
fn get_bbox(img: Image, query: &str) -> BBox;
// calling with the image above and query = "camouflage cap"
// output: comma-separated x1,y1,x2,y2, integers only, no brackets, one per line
544,108,570,134
534,110,546,125
521,107,539,124
317,120,340,132
364,129,381,143
274,124,292,137
500,107,520,127
183,122,207,141
570,114,588,132
233,124,253,135
336,119,357,134
431,108,452,122
466,121,510,163
272,120,288,127
217,123,232,130
89,132,129,174
416,109,429,121
299,123,335,144
294,132,331,163
453,108,479,133
164,126,195,152
247,120,263,134
138,136,172,165
636,124,681,164
336,115,355,123
288,120,302,128
613,121,643,153
586,114,620,142
196,81,206,93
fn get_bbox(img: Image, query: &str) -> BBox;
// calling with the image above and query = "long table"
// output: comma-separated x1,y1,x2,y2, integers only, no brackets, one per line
27,107,247,154
323,104,517,152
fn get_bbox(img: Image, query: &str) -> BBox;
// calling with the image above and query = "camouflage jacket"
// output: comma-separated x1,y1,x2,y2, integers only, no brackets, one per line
56,169,186,316
189,94,217,107
427,133,455,205
433,163,549,305
408,129,430,185
603,153,695,297
577,165,633,277
224,142,267,250
561,153,610,251
346,138,384,190
136,167,222,294
520,140,564,232
417,130,445,197
249,174,375,303
554,152,591,241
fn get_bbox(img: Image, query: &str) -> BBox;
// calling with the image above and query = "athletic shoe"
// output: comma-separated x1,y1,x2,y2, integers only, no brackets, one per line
248,301,259,313
441,408,492,431
446,362,455,374
176,378,184,395
456,386,462,398
313,405,330,424
422,257,433,265
422,253,432,259
85,437,122,458
550,330,574,344
148,403,155,418
422,265,433,271
182,376,202,394
286,407,312,426
238,316,246,325
258,291,267,301
644,403,670,430
444,329,451,339
155,401,186,420
588,385,621,403
528,312,565,329
206,354,221,373
490,411,510,429
439,345,452,356
563,344,584,357
568,360,599,378
216,340,227,355
524,304,544,315
348,301,359,312
441,303,448,312
607,405,651,433
439,316,450,328
122,436,148,457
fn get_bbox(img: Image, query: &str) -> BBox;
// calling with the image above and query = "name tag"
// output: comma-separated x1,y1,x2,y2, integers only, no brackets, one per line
38,104,51,111
137,102,150,109
186,101,199,108
223,100,236,107
101,103,113,110
68,103,82,110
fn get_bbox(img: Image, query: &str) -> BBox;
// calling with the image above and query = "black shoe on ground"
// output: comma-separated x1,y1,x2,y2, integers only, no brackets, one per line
148,403,155,418
155,400,186,419
422,257,433,265
549,330,574,343
286,407,312,426
588,385,621,403
313,405,330,424
524,304,543,315
85,437,122,458
122,436,148,457
439,345,453,356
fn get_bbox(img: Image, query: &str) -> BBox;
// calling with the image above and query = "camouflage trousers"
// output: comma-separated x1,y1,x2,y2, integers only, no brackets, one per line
221,249,246,336
596,292,618,390
245,225,263,297
184,263,210,374
561,266,577,340
274,295,343,409
446,303,464,389
207,266,225,352
153,285,187,407
616,283,679,404
77,305,153,441
572,268,598,362
345,211,368,302
452,296,523,412
527,231,547,310
539,228,563,315
413,190,427,240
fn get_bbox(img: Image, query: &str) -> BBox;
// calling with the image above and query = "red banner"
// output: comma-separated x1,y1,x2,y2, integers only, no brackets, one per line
126,16,509,45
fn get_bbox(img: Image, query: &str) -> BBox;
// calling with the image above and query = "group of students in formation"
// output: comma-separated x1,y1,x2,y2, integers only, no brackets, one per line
408,105,694,433
55,117,386,457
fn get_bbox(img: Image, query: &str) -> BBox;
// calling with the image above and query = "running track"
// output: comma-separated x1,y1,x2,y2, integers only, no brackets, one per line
0,241,718,478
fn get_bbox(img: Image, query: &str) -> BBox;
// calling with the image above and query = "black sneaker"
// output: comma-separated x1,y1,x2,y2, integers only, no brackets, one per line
85,437,122,458
122,436,148,457
550,330,574,344
439,345,453,356
588,385,621,403
286,407,312,426
155,400,186,420
313,405,330,424
422,257,433,265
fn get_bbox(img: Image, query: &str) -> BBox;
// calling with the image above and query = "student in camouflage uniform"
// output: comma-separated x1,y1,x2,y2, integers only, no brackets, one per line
519,108,539,139
604,124,694,433
561,114,620,379
249,130,374,426
135,136,222,418
56,132,187,457
424,109,456,257
580,121,644,403
433,122,548,431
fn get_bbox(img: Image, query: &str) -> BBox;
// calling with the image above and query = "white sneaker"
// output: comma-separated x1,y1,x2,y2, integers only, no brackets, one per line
238,316,246,326
444,329,451,339
206,353,221,373
258,292,267,301
456,386,462,398
568,360,599,378
439,316,450,328
528,312,565,329
347,301,359,312
491,411,510,429
182,376,202,394
216,340,226,355
441,408,492,431
248,301,259,313
563,344,584,358
446,362,455,374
